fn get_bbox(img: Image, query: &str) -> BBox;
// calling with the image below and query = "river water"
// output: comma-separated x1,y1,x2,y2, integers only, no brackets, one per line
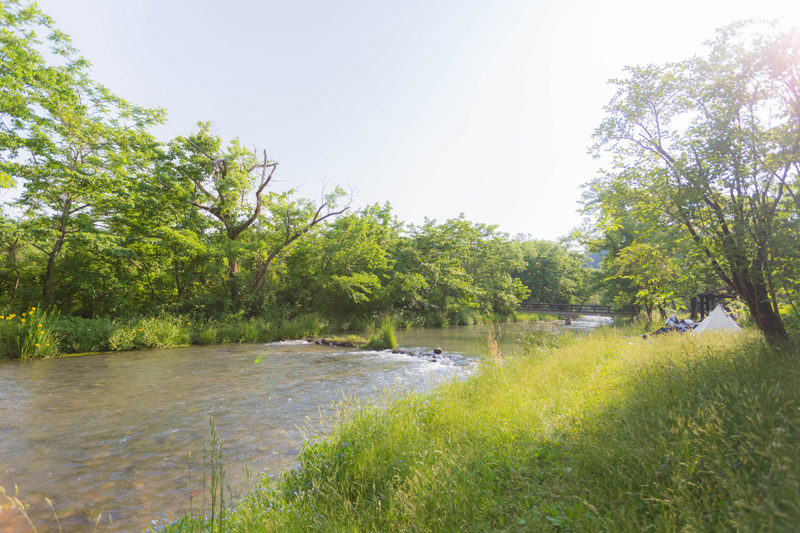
0,319,608,532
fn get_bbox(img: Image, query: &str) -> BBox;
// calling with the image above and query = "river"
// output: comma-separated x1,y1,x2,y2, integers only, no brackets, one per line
0,318,608,532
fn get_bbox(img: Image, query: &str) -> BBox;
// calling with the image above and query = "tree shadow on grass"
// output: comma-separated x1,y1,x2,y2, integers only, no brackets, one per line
532,336,800,532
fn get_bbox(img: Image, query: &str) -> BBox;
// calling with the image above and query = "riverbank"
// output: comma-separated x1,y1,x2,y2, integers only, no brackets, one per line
159,328,800,532
0,311,553,360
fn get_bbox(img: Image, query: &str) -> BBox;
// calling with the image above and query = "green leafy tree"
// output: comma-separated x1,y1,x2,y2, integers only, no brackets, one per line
592,21,800,341
606,242,680,319
0,0,52,188
276,204,398,321
1,0,164,307
165,123,349,309
399,216,528,324
516,239,588,304
581,174,717,317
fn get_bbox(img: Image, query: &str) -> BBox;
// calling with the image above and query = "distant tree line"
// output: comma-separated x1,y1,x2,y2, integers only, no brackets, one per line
0,1,593,328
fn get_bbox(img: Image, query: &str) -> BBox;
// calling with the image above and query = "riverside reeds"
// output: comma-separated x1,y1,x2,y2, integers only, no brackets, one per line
0,312,330,359
158,328,800,532
365,316,397,351
0,306,59,359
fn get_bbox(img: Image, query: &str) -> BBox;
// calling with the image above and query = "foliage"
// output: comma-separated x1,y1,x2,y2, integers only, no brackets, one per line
53,315,115,353
0,0,164,307
163,122,350,308
589,20,800,341
581,151,718,317
607,241,680,318
515,239,589,304
106,316,191,351
365,317,397,351
275,204,397,320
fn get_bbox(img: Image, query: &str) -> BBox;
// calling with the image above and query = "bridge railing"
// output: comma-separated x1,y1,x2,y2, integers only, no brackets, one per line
517,302,616,315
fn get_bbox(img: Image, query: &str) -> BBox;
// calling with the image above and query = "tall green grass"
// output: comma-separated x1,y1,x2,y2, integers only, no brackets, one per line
365,317,397,351
0,312,330,359
159,329,800,532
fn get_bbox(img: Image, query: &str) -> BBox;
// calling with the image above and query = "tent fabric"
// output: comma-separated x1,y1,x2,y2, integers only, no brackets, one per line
693,304,741,333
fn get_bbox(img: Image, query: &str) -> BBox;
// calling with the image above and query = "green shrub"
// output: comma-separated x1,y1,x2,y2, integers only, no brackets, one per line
450,307,484,326
55,316,114,353
191,322,219,345
276,315,326,339
107,323,138,351
135,316,190,349
422,312,447,328
365,318,397,350
216,321,247,344
106,316,190,351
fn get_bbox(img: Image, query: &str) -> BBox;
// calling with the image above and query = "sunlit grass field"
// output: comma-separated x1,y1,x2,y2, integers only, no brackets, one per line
161,327,799,531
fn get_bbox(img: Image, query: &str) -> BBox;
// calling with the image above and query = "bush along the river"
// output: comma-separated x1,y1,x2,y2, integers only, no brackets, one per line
0,312,334,359
365,317,397,351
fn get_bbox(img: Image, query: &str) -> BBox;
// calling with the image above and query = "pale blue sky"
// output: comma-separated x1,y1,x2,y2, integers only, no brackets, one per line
33,0,800,239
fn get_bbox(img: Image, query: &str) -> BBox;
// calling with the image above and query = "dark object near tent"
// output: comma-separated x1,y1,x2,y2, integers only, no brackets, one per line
643,315,697,338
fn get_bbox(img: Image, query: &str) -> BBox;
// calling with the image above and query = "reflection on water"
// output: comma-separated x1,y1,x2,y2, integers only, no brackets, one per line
0,319,608,531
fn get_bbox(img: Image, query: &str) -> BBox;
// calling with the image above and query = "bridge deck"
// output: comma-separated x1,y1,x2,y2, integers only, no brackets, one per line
517,302,621,317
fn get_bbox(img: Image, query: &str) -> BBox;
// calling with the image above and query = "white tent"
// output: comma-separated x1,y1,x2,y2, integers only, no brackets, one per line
693,304,742,334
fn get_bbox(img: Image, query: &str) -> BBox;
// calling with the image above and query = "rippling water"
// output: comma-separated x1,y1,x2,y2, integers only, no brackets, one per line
0,319,608,532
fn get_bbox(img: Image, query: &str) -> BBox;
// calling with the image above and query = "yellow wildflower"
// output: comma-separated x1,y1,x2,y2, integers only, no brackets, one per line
30,307,36,312
39,331,45,335
187,322,191,325
22,313,26,317
35,343,40,347
20,318,25,323
45,343,50,347
38,323,43,328
138,328,144,332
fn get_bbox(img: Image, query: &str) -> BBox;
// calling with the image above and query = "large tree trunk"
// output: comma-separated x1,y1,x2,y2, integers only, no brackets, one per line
9,237,20,305
249,253,277,296
42,199,73,308
733,275,788,343
228,256,240,308
43,231,65,307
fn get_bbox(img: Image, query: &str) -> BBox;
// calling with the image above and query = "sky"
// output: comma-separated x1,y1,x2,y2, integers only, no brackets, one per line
28,0,800,240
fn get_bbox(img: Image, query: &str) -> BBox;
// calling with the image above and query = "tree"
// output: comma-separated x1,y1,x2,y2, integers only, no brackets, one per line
165,123,349,308
606,242,680,319
1,0,164,307
0,0,50,188
398,216,528,324
516,239,588,304
580,174,717,317
276,204,398,320
592,21,800,342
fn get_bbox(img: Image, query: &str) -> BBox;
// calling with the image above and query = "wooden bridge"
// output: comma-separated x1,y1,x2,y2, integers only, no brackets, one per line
517,302,622,317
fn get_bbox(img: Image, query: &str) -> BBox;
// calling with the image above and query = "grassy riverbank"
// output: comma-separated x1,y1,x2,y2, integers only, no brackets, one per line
158,328,800,532
0,311,331,359
0,310,545,360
